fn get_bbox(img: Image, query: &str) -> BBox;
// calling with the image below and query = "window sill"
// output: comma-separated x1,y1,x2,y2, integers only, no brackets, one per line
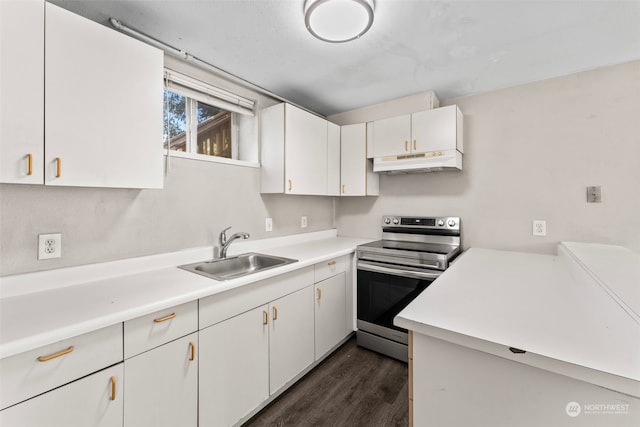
164,150,260,168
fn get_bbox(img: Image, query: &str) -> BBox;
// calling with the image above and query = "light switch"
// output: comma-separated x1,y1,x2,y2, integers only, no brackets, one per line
587,186,602,203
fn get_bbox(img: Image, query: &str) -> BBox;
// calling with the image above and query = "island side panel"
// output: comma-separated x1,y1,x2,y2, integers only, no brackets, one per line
412,333,639,426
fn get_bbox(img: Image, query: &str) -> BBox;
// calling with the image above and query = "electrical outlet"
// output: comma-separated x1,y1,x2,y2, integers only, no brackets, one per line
38,233,62,259
265,217,273,232
532,220,546,237
301,216,308,228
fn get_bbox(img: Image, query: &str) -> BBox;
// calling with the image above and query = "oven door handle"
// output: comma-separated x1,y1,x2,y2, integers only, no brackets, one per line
357,261,441,280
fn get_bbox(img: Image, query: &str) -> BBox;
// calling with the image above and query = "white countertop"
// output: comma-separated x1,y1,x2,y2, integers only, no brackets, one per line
395,242,640,397
0,230,373,358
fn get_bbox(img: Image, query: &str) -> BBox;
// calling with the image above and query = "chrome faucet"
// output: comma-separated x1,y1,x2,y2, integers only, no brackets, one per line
217,226,250,258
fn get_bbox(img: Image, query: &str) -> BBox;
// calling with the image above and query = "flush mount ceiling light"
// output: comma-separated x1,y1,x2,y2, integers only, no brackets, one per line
304,0,374,43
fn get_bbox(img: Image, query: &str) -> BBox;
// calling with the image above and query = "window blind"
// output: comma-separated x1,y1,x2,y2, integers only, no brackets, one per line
164,69,255,116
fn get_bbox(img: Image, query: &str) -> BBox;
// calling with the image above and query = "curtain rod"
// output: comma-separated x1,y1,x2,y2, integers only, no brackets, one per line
108,17,322,118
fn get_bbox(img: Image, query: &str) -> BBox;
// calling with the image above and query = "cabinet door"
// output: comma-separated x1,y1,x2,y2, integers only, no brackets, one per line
124,333,197,427
44,3,163,189
199,305,269,427
269,286,315,394
0,364,123,427
372,114,411,157
340,123,367,196
284,104,328,195
412,105,460,153
327,121,341,196
314,272,347,359
0,0,44,184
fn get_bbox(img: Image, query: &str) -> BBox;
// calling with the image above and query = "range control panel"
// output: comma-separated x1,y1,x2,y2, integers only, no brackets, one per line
382,216,460,230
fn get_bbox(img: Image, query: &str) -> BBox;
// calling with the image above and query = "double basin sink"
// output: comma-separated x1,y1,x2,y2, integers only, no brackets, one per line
179,252,298,281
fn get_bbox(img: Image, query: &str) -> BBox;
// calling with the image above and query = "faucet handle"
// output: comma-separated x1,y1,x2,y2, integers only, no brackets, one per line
219,226,232,244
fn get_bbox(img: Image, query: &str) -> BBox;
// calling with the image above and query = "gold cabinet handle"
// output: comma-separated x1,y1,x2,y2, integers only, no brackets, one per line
153,312,176,323
27,153,33,175
341,184,346,194
317,288,322,300
288,179,293,191
188,341,195,361
263,310,268,325
38,346,74,362
327,260,336,266
404,141,408,152
110,376,117,401
55,157,61,178
413,139,417,150
273,306,278,321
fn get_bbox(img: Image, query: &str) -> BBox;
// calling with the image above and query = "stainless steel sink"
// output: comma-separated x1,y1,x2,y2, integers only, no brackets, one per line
179,252,297,281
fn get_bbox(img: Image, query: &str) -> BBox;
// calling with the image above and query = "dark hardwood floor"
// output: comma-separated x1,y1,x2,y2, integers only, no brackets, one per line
243,337,409,427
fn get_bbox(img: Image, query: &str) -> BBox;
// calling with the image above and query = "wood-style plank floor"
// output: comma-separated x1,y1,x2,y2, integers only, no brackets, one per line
243,337,409,427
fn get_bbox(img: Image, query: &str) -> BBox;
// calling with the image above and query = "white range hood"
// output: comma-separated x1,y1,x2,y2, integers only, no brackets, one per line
373,149,462,174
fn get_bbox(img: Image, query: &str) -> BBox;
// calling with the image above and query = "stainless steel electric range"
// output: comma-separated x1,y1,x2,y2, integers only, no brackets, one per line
356,216,461,362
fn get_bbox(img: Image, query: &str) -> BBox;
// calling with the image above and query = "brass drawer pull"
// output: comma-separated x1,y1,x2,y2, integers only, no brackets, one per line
288,179,293,191
327,260,336,266
273,306,278,321
110,376,117,401
188,342,196,361
342,184,346,194
27,153,33,175
404,141,408,152
413,139,417,150
55,157,61,178
263,310,268,325
317,288,322,300
37,346,74,362
153,312,176,323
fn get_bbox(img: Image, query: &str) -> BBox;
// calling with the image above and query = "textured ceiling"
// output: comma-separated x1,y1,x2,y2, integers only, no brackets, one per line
50,0,640,116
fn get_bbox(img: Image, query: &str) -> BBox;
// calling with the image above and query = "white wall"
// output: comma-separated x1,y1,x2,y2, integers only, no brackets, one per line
336,61,640,254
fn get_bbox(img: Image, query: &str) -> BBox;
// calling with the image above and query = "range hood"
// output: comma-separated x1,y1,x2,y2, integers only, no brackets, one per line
373,149,462,174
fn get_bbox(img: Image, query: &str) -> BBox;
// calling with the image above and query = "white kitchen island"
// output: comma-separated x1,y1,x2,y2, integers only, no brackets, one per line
395,242,640,427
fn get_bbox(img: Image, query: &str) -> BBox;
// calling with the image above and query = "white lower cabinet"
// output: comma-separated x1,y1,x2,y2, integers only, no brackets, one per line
268,286,315,394
0,363,123,427
314,272,347,359
124,333,198,427
199,285,315,426
199,305,270,427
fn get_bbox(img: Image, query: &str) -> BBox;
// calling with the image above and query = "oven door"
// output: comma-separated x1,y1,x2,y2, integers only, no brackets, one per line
357,260,440,344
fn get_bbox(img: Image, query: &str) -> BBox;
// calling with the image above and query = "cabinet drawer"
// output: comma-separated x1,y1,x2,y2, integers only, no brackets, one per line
1,363,123,427
124,301,197,359
314,255,350,283
0,323,122,410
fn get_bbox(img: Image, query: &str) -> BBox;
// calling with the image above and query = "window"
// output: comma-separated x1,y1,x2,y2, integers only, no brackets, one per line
163,69,258,165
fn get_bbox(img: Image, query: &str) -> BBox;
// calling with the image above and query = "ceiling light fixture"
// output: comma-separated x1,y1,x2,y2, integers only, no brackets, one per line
304,0,374,43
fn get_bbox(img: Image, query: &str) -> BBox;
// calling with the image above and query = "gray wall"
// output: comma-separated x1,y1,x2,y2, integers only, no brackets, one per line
2,60,638,276
0,157,334,275
336,60,640,254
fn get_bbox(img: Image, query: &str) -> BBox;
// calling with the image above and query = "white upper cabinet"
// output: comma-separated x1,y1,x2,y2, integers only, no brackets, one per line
340,123,378,196
371,114,412,157
371,105,463,158
44,3,164,188
0,0,45,184
412,105,463,154
261,103,335,195
327,121,341,196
